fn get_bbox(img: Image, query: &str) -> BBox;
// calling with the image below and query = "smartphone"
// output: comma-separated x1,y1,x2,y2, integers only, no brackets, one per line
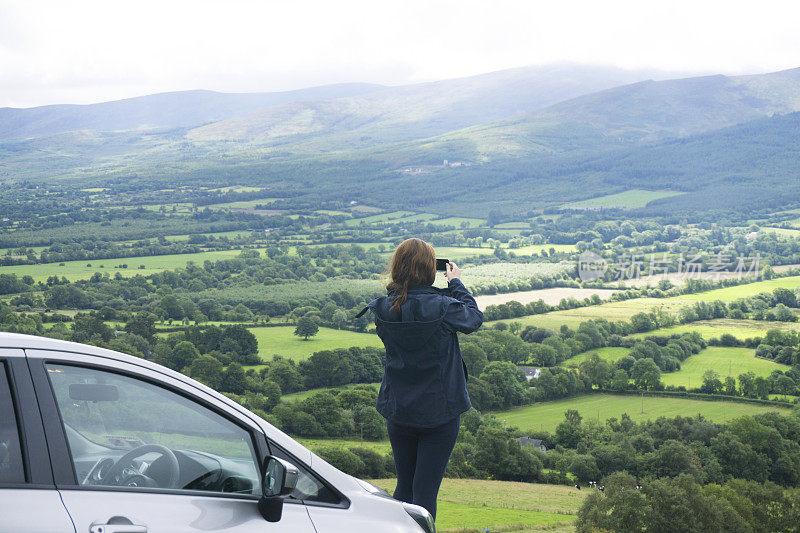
436,258,450,271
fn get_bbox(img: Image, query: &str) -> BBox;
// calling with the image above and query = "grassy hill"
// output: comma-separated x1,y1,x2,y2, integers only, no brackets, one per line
494,393,791,433
660,347,788,389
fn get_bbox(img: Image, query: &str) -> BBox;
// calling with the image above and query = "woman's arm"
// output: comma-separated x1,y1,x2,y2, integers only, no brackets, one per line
443,262,483,333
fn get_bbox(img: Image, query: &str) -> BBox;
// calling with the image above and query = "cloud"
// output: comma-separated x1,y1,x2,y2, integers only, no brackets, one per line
1,0,799,107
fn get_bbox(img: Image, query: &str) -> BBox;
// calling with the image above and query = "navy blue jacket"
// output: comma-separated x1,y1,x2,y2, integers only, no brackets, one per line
357,278,483,428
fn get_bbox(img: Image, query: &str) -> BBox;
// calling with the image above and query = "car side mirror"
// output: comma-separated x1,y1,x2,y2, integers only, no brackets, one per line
258,456,299,522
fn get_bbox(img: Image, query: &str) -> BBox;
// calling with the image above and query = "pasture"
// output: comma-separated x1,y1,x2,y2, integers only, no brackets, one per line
561,189,685,209
494,393,791,433
475,287,620,309
628,319,800,340
562,347,630,367
0,248,260,281
369,478,584,532
494,297,691,330
675,275,800,302
251,326,382,362
660,347,788,388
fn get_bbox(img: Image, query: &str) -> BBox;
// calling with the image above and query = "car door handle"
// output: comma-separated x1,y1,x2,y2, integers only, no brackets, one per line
89,516,148,533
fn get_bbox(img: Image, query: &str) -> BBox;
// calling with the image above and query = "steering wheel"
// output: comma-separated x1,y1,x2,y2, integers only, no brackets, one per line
102,444,180,489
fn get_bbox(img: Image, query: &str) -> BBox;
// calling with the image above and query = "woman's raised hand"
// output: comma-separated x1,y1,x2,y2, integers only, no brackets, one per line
445,261,461,281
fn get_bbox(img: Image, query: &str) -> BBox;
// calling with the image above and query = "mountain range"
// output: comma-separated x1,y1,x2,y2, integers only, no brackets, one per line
1,63,799,215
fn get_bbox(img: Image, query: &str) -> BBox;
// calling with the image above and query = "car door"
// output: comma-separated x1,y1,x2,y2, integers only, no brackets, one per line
27,349,316,533
0,349,75,532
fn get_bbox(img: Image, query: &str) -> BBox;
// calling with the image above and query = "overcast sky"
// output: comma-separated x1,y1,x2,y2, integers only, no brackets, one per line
1,0,799,108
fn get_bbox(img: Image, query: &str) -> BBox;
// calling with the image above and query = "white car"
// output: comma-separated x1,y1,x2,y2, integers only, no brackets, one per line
0,332,434,532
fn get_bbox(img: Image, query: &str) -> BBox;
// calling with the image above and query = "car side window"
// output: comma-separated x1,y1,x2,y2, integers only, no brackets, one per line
269,443,340,505
0,361,25,484
46,363,261,496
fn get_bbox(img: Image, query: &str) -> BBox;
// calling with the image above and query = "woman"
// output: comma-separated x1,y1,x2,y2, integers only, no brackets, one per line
357,238,483,520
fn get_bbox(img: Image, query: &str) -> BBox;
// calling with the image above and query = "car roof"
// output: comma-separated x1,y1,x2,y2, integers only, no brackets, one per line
0,331,245,418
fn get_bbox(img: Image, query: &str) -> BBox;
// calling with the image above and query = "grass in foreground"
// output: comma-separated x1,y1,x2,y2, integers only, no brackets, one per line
660,346,788,388
368,478,585,532
494,393,791,433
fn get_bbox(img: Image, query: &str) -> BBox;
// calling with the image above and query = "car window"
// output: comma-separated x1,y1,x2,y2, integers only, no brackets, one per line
46,363,260,496
270,443,340,504
0,361,25,484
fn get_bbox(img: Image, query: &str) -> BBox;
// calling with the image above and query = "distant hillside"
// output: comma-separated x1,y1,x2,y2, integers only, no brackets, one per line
419,111,800,214
0,83,383,141
419,67,800,159
186,64,675,148
3,65,800,217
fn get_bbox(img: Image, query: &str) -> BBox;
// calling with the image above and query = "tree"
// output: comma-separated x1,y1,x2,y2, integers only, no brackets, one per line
579,353,613,389
460,342,488,377
299,350,354,388
222,324,258,357
70,314,112,344
478,361,526,409
332,309,348,329
610,369,629,392
223,362,247,394
160,294,184,320
124,312,157,341
774,374,796,398
294,317,319,340
156,340,200,371
700,370,723,394
555,409,583,448
190,355,224,389
266,357,303,393
630,358,661,391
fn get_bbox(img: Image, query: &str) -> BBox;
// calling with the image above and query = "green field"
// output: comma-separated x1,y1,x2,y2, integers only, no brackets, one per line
561,189,686,209
0,248,261,281
252,326,382,362
629,319,800,340
344,210,417,226
206,198,279,209
427,216,487,228
562,347,629,367
495,298,690,330
660,347,788,388
494,393,791,433
370,478,584,532
488,275,800,330
675,275,800,302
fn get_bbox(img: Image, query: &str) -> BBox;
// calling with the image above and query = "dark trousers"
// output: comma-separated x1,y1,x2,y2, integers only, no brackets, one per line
386,416,460,520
